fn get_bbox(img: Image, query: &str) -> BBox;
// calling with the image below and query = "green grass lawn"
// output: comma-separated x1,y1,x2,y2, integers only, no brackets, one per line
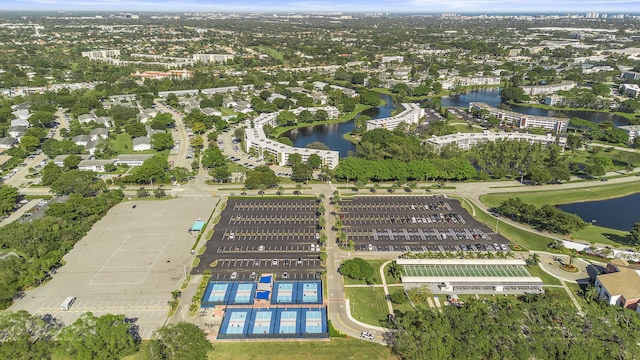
342,260,385,285
389,288,415,314
219,107,237,117
451,123,483,133
254,46,284,60
461,199,550,251
111,133,132,153
480,181,640,209
212,338,396,360
572,225,628,247
526,265,562,286
345,287,390,326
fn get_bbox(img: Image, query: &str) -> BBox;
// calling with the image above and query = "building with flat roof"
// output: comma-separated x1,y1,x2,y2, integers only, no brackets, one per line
595,259,640,310
521,81,576,96
619,125,640,144
244,109,340,169
398,258,544,295
193,54,235,64
366,103,424,131
81,49,121,59
620,84,640,98
425,131,566,150
469,102,569,133
115,154,154,166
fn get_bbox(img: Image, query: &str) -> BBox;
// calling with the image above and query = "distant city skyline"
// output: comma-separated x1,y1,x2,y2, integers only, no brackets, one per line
2,0,640,13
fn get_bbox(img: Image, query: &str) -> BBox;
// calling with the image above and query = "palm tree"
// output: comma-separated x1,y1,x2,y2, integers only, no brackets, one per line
527,253,540,266
569,248,578,266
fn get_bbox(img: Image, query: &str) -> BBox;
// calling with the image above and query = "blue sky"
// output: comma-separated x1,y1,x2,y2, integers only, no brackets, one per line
2,0,639,13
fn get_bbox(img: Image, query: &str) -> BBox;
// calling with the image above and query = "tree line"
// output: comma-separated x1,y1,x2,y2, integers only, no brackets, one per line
494,198,587,235
391,292,640,360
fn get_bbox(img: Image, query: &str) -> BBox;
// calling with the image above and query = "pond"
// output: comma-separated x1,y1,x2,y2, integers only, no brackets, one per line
285,89,630,155
284,93,396,157
439,88,630,125
557,192,640,231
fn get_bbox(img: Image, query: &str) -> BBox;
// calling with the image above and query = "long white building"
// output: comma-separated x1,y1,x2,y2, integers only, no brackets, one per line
521,81,576,96
244,107,340,169
193,54,235,64
366,103,424,131
425,131,567,150
81,49,121,59
469,102,569,133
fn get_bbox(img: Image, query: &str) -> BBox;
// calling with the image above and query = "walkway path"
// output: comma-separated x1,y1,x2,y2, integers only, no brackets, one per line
560,279,583,313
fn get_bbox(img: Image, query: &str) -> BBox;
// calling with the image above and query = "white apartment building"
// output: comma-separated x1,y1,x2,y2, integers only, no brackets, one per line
81,49,121,59
521,81,576,96
244,109,340,169
469,102,569,133
381,56,404,63
441,76,501,90
366,103,425,131
620,84,640,98
425,131,567,150
619,125,640,144
193,54,235,64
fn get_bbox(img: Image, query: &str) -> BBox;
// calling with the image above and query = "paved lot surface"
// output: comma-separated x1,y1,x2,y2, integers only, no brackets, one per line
10,197,216,339
339,195,510,253
194,198,323,281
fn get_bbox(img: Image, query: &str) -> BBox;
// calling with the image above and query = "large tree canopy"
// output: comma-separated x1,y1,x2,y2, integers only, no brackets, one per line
148,322,213,360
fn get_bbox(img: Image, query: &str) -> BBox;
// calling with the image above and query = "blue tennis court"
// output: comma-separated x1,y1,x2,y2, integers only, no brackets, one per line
278,311,297,334
208,283,228,302
219,310,249,337
251,310,273,335
275,283,293,302
302,282,319,303
305,310,323,333
234,283,253,303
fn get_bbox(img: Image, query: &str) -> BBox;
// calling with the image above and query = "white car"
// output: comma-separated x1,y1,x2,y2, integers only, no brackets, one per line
361,332,374,340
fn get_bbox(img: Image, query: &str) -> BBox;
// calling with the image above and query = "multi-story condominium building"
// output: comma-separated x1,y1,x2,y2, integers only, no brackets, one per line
521,81,576,96
381,56,404,63
192,54,235,64
441,76,501,90
621,71,640,81
620,84,640,98
244,109,340,169
366,103,424,131
469,102,569,133
81,49,121,59
619,125,640,143
424,131,567,150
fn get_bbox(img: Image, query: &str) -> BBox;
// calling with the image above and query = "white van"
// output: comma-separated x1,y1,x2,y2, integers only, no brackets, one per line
60,296,76,311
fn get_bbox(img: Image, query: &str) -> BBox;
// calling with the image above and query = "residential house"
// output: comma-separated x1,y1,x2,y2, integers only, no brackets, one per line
139,109,159,124
78,114,97,124
132,136,152,151
11,118,30,127
115,154,154,166
595,259,640,310
90,128,109,141
201,107,222,117
7,126,27,139
85,140,103,155
0,137,17,149
95,116,113,127
78,159,115,172
53,154,91,167
233,100,252,114
72,135,91,147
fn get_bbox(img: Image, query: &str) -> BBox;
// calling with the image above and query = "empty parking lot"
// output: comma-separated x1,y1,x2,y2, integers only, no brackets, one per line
338,195,510,253
10,197,216,339
194,198,323,281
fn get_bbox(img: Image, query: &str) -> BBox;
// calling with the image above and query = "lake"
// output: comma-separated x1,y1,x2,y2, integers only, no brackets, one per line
557,193,640,231
440,88,630,126
286,89,630,155
284,93,396,157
